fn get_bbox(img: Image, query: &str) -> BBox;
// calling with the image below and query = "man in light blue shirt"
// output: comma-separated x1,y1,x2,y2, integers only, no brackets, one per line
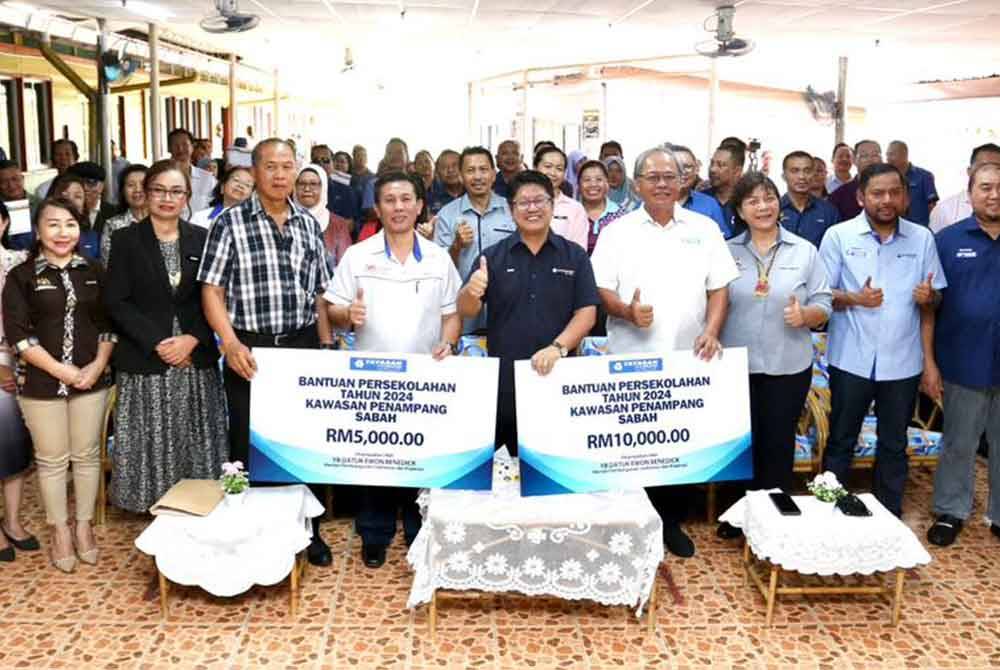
819,163,946,516
433,146,515,333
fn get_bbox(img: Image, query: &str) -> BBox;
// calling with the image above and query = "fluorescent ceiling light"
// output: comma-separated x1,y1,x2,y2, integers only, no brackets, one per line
611,0,654,26
121,0,173,22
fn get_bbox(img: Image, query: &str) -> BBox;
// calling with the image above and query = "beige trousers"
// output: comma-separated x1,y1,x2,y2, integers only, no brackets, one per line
19,388,111,525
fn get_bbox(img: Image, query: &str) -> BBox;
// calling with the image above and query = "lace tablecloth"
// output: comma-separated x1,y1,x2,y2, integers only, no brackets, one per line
719,490,931,576
135,485,324,597
406,451,663,617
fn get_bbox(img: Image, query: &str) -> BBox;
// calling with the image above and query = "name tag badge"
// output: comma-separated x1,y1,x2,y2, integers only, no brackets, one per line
956,248,977,258
187,255,201,262
552,268,575,277
777,265,801,271
896,253,918,260
34,284,57,291
85,279,99,285
845,247,868,258
506,267,516,273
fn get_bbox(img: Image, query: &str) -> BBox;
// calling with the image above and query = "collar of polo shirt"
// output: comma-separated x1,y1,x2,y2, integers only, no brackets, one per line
460,192,506,215
737,225,797,247
638,202,694,229
248,191,308,222
859,213,909,240
381,231,424,262
34,253,89,275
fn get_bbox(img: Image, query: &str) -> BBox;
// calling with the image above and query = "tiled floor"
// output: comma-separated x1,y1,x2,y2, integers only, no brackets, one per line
1,463,998,669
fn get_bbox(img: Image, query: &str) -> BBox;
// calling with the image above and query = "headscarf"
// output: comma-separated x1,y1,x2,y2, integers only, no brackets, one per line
566,150,587,198
605,156,635,206
295,164,328,229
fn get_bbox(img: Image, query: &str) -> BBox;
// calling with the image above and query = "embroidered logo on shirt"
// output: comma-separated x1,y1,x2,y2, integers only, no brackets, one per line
845,247,868,257
34,277,56,291
956,248,977,258
552,268,575,277
506,267,516,273
896,253,918,259
680,237,702,245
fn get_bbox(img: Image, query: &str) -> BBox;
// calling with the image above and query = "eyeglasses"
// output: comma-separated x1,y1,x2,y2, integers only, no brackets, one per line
83,178,102,188
638,173,679,184
512,196,553,211
230,179,253,190
297,181,322,191
148,187,188,200
315,157,332,164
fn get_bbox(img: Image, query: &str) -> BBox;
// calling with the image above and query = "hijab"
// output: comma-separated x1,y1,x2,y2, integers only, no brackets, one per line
295,164,329,229
605,156,635,206
566,150,587,198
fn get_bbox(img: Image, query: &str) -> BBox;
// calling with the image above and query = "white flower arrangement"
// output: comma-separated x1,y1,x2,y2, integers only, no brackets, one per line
220,461,249,495
807,471,847,503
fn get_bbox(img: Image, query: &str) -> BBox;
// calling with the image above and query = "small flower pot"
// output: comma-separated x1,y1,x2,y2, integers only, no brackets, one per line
224,490,248,508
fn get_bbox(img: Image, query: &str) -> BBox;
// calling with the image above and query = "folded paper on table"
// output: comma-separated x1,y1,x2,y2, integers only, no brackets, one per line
515,347,753,496
149,479,224,517
249,349,498,490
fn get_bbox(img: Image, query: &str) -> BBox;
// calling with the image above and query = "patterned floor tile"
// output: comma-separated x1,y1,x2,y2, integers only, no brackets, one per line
3,578,106,622
0,622,76,668
157,584,254,625
332,584,413,627
325,624,412,669
410,625,498,669
49,622,160,669
139,624,243,669
231,625,327,668
412,591,499,628
93,579,165,623
496,625,586,668
247,579,338,625
579,625,662,667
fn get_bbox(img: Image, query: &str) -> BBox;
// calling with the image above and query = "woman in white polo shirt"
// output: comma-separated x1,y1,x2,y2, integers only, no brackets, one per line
718,172,832,539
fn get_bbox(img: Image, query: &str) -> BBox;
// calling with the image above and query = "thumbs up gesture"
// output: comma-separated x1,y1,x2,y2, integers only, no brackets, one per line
784,294,806,328
627,288,654,328
912,272,935,306
468,256,489,298
856,276,884,308
349,287,367,327
455,219,474,249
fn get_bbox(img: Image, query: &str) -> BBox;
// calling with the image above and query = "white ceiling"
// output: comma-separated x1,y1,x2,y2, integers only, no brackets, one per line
15,0,1000,98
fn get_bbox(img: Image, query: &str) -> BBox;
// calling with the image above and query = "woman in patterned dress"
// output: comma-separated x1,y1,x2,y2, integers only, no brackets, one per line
100,164,148,265
0,201,39,562
103,160,228,513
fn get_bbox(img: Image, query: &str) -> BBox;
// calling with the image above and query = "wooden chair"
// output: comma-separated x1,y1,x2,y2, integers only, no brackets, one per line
95,385,118,526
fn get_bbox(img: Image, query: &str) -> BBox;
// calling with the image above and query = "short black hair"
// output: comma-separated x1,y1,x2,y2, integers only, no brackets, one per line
576,159,608,180
716,145,745,169
167,128,195,145
853,139,880,154
252,138,295,166
386,137,408,150
0,159,18,172
858,163,904,192
310,144,332,159
831,142,851,159
30,196,86,258
967,161,1000,192
115,163,148,215
888,140,908,152
970,143,1000,166
506,169,554,206
374,171,422,203
533,145,567,169
731,171,780,231
599,140,623,157
459,146,495,171
668,144,695,158
52,138,79,160
782,150,814,171
719,137,747,152
533,140,556,154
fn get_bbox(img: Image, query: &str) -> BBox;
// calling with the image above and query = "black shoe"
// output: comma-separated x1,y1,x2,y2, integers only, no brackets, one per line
0,545,13,562
1,523,39,551
362,544,387,569
716,521,743,540
307,536,333,567
663,524,695,558
927,515,963,547
991,524,1000,541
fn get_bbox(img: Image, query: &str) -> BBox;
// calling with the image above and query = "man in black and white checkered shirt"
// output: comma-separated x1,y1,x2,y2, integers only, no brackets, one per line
199,137,334,567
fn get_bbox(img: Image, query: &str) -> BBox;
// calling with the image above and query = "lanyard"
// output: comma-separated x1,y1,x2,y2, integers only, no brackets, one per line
752,242,780,298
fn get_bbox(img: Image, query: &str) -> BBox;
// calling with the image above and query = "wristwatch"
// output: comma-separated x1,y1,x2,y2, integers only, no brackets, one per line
551,340,568,358
448,341,460,355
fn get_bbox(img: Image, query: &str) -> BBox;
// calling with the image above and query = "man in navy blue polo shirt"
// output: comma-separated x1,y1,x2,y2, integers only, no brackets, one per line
779,150,840,247
671,145,728,235
705,144,743,238
887,140,938,226
427,150,464,214
493,140,523,199
456,169,598,457
924,161,1000,547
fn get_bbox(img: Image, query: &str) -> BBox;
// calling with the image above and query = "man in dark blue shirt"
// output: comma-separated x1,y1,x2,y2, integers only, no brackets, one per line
427,149,464,214
887,140,938,225
456,170,598,456
779,150,840,247
925,161,1000,547
493,140,523,199
705,145,743,238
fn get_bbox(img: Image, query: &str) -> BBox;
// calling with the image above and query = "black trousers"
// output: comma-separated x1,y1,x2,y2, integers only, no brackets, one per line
356,485,421,548
825,366,920,517
223,325,326,538
495,390,518,457
747,368,813,492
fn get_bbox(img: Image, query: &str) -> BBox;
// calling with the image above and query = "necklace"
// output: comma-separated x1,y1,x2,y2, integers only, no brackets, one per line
752,242,780,298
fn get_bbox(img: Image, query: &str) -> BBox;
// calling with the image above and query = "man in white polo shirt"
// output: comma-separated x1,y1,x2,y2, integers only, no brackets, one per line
591,146,739,558
325,171,461,569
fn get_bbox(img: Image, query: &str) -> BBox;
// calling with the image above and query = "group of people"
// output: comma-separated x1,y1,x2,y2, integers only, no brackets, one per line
0,128,996,576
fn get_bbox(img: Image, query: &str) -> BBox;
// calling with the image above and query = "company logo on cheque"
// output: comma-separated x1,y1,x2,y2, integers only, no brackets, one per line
350,357,408,373
609,358,663,374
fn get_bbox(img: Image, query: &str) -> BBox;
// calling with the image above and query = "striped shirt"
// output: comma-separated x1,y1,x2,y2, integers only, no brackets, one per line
197,193,331,334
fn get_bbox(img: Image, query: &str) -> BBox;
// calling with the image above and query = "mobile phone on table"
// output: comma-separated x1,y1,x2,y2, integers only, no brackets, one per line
769,491,801,516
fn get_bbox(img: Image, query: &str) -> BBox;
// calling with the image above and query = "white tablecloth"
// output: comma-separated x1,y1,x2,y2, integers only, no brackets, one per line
135,485,324,597
719,490,931,576
406,451,664,617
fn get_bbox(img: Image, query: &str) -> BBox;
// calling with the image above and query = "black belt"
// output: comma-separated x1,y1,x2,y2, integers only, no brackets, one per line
234,325,314,348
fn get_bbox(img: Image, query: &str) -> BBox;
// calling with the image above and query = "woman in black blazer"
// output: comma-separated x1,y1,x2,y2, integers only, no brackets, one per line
104,160,228,513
